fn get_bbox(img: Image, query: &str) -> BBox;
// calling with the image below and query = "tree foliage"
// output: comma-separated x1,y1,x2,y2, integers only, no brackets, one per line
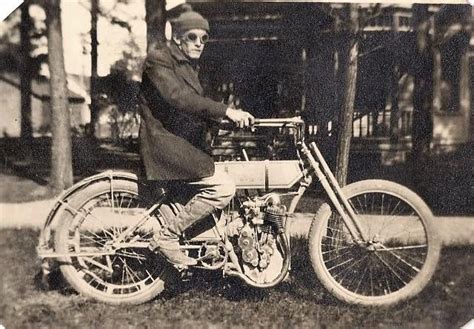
86,0,145,137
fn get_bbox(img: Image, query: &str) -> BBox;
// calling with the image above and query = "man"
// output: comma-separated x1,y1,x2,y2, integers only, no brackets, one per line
139,7,254,266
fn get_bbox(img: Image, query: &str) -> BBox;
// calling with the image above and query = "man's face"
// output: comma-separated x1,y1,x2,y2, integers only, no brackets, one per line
176,28,209,60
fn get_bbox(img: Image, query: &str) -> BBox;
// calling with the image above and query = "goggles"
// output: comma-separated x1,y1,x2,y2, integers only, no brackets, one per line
182,32,209,44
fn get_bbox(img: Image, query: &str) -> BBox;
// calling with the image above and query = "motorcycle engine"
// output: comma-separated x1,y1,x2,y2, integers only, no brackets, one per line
226,194,287,284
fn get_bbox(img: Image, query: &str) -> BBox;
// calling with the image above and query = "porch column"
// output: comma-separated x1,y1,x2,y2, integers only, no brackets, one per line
431,46,442,113
459,8,472,138
300,47,308,115
412,4,433,158
390,12,401,142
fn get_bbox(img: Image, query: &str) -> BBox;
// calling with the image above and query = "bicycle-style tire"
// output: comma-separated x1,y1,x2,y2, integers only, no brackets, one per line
308,179,441,306
55,179,173,305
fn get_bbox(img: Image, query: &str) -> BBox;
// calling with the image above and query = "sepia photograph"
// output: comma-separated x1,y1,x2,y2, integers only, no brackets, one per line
0,0,472,327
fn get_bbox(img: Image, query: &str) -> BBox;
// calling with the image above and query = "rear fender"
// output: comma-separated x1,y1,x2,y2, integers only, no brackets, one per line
37,170,140,255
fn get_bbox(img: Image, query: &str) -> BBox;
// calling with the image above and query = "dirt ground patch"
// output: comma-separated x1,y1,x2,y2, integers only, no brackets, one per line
0,229,472,328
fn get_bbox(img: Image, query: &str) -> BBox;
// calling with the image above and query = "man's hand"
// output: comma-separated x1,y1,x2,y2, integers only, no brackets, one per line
225,108,255,128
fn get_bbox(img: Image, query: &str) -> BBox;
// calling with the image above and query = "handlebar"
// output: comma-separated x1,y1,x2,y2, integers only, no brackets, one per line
220,116,305,129
219,116,306,143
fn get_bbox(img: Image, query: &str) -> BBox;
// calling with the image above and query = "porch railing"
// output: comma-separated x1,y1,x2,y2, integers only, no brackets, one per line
305,108,413,140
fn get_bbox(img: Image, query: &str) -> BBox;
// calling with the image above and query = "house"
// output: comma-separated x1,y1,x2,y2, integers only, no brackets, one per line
0,71,88,137
169,2,471,161
170,2,472,214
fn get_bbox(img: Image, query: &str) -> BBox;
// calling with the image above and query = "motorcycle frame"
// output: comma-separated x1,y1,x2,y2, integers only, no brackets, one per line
37,117,368,277
229,117,368,243
169,117,369,281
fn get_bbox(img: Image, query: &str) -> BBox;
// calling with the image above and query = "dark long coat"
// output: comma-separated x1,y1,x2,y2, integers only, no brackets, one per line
139,43,227,181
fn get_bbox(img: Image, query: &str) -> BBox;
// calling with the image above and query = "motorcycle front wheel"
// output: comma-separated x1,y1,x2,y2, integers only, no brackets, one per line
308,179,441,306
55,179,173,305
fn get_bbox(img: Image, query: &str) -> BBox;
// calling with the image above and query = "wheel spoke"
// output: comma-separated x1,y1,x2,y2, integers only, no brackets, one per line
80,233,107,247
388,226,425,238
321,245,352,254
354,257,370,294
333,254,369,281
381,247,422,273
311,185,439,304
120,257,141,285
327,257,354,272
322,234,349,243
82,256,113,273
115,250,147,261
60,188,167,300
323,248,355,264
378,244,427,251
82,208,116,240
62,201,115,239
326,226,353,238
119,193,125,209
374,252,407,286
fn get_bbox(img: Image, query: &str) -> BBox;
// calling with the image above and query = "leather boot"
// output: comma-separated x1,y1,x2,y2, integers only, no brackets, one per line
149,227,197,266
149,199,215,266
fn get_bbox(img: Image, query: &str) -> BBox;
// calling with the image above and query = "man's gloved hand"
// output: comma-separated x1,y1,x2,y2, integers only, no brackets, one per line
225,108,255,128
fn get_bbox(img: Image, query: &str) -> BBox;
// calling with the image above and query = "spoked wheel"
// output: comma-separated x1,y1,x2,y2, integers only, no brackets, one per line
308,180,441,306
55,179,173,305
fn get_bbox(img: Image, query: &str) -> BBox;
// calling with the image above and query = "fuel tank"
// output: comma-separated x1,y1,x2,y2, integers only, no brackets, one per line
215,160,303,190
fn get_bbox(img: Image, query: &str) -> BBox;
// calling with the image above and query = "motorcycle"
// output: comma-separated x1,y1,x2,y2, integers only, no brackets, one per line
37,117,441,306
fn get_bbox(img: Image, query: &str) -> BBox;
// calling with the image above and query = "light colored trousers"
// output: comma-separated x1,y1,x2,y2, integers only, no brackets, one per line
160,167,236,235
187,166,236,210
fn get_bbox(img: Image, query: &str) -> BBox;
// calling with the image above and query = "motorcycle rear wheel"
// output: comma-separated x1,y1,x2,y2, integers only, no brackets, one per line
308,179,441,306
55,179,173,305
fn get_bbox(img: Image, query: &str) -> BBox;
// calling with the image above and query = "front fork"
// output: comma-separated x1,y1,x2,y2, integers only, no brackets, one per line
300,142,368,244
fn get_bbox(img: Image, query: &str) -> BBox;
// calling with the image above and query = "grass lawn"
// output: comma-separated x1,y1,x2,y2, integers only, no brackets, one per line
0,229,472,328
0,169,51,203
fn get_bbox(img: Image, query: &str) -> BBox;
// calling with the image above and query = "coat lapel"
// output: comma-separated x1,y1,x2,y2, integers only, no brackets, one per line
169,44,203,95
180,65,203,95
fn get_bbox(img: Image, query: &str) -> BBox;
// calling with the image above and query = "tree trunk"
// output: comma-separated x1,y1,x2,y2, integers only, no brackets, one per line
145,0,167,52
411,4,433,161
89,0,99,137
20,2,33,159
46,0,73,192
335,4,359,187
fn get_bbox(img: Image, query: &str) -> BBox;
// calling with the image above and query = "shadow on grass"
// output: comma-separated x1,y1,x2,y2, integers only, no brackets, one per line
34,266,73,294
149,237,339,306
35,236,338,306
3,160,50,186
3,229,474,328
31,235,472,320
